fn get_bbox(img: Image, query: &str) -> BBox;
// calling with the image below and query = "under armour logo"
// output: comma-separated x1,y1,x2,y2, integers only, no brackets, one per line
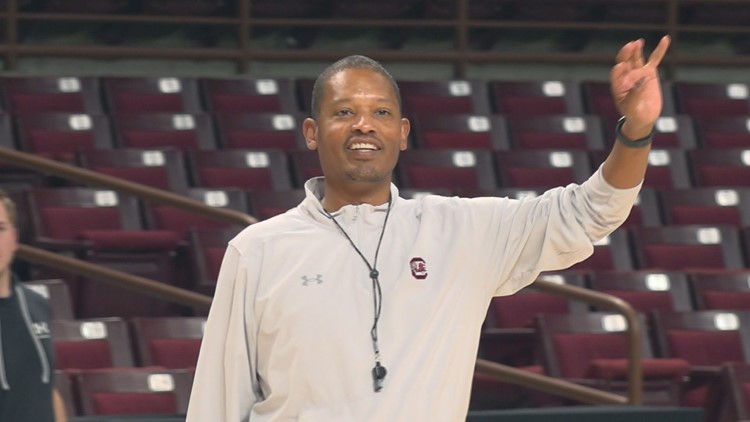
302,274,323,286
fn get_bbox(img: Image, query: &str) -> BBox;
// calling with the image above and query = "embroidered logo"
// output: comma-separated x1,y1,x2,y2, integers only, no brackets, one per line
410,257,428,280
301,274,323,286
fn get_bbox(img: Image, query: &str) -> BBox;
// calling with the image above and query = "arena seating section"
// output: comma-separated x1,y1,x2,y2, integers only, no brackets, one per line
7,72,750,420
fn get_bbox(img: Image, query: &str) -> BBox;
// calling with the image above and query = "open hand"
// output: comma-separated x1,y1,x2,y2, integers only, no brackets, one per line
610,36,671,136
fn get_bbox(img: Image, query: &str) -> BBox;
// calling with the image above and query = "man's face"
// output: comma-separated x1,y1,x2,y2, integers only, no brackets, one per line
304,68,409,187
0,204,17,282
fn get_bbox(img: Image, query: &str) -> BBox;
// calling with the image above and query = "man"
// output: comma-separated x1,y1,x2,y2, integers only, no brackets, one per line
0,190,67,422
187,36,670,421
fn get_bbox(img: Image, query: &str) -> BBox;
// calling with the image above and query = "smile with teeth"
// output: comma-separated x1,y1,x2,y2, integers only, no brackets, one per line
349,142,379,151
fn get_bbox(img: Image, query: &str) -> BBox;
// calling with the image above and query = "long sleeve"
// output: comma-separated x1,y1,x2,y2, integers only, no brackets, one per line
490,166,640,295
186,243,258,421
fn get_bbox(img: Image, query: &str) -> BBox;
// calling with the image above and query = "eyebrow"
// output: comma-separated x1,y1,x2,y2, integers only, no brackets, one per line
329,96,395,105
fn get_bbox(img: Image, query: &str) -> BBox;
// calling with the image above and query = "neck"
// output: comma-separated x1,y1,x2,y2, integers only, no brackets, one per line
321,181,392,213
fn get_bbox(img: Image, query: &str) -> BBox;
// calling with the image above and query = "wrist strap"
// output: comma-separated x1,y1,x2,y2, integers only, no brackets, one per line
615,116,654,148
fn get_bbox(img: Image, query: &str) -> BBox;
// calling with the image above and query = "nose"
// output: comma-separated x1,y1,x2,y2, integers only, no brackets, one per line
351,113,375,133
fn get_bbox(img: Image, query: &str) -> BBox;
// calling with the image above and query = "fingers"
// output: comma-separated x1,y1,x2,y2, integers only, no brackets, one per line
646,35,671,67
615,40,636,63
615,39,645,69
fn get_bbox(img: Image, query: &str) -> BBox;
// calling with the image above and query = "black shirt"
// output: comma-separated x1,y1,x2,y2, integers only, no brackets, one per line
0,282,55,422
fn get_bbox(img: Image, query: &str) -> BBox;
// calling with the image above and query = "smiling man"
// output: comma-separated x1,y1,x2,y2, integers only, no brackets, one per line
188,36,670,421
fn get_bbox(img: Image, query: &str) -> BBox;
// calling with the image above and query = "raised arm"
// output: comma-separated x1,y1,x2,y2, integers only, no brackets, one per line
602,35,671,189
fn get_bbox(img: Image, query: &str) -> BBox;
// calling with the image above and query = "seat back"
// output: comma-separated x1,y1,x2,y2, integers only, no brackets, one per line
397,149,497,191
77,148,191,192
130,317,207,369
111,112,216,151
495,149,591,189
630,225,745,271
200,77,298,113
588,270,693,313
24,279,75,320
188,149,292,191
75,369,194,416
0,76,102,114
689,271,750,311
214,112,307,151
102,76,202,114
51,318,135,371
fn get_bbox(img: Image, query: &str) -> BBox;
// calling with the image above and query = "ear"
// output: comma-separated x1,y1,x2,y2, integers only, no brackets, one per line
399,118,410,151
303,118,318,150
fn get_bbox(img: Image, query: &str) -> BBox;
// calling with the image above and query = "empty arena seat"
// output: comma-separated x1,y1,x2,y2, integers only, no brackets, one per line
111,112,217,151
102,76,203,114
0,76,103,114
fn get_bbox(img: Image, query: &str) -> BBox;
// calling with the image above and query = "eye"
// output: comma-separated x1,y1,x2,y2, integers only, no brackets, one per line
376,109,391,116
335,109,353,117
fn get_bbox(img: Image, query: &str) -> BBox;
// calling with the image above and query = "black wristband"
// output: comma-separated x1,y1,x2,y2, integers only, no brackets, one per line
615,116,654,148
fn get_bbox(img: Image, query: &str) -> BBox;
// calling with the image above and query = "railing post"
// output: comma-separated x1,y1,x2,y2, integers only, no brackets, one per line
5,0,17,70
238,0,251,73
454,0,470,79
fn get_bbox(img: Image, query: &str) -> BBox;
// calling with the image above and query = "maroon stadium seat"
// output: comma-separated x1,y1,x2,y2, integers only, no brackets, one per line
111,112,216,151
495,149,592,189
506,115,606,151
588,270,694,313
75,368,194,416
409,114,510,150
0,76,102,114
658,188,750,227
688,270,750,312
200,77,298,114
693,116,750,149
630,225,745,271
214,112,307,151
77,148,191,192
689,148,750,188
490,80,584,116
652,310,750,407
673,81,750,118
51,318,135,371
14,113,113,163
397,149,498,191
246,189,306,221
188,149,292,191
102,76,202,114
130,316,206,369
187,227,240,294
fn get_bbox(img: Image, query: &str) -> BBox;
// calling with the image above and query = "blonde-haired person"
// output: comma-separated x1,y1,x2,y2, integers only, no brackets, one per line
0,190,67,421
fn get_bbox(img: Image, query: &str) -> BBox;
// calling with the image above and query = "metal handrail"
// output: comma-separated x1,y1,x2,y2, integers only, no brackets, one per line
531,279,643,404
17,244,212,310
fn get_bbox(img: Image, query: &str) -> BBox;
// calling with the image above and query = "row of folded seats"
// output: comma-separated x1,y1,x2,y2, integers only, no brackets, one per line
12,146,750,192
0,77,750,161
25,270,750,419
2,110,750,158
0,75,749,120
